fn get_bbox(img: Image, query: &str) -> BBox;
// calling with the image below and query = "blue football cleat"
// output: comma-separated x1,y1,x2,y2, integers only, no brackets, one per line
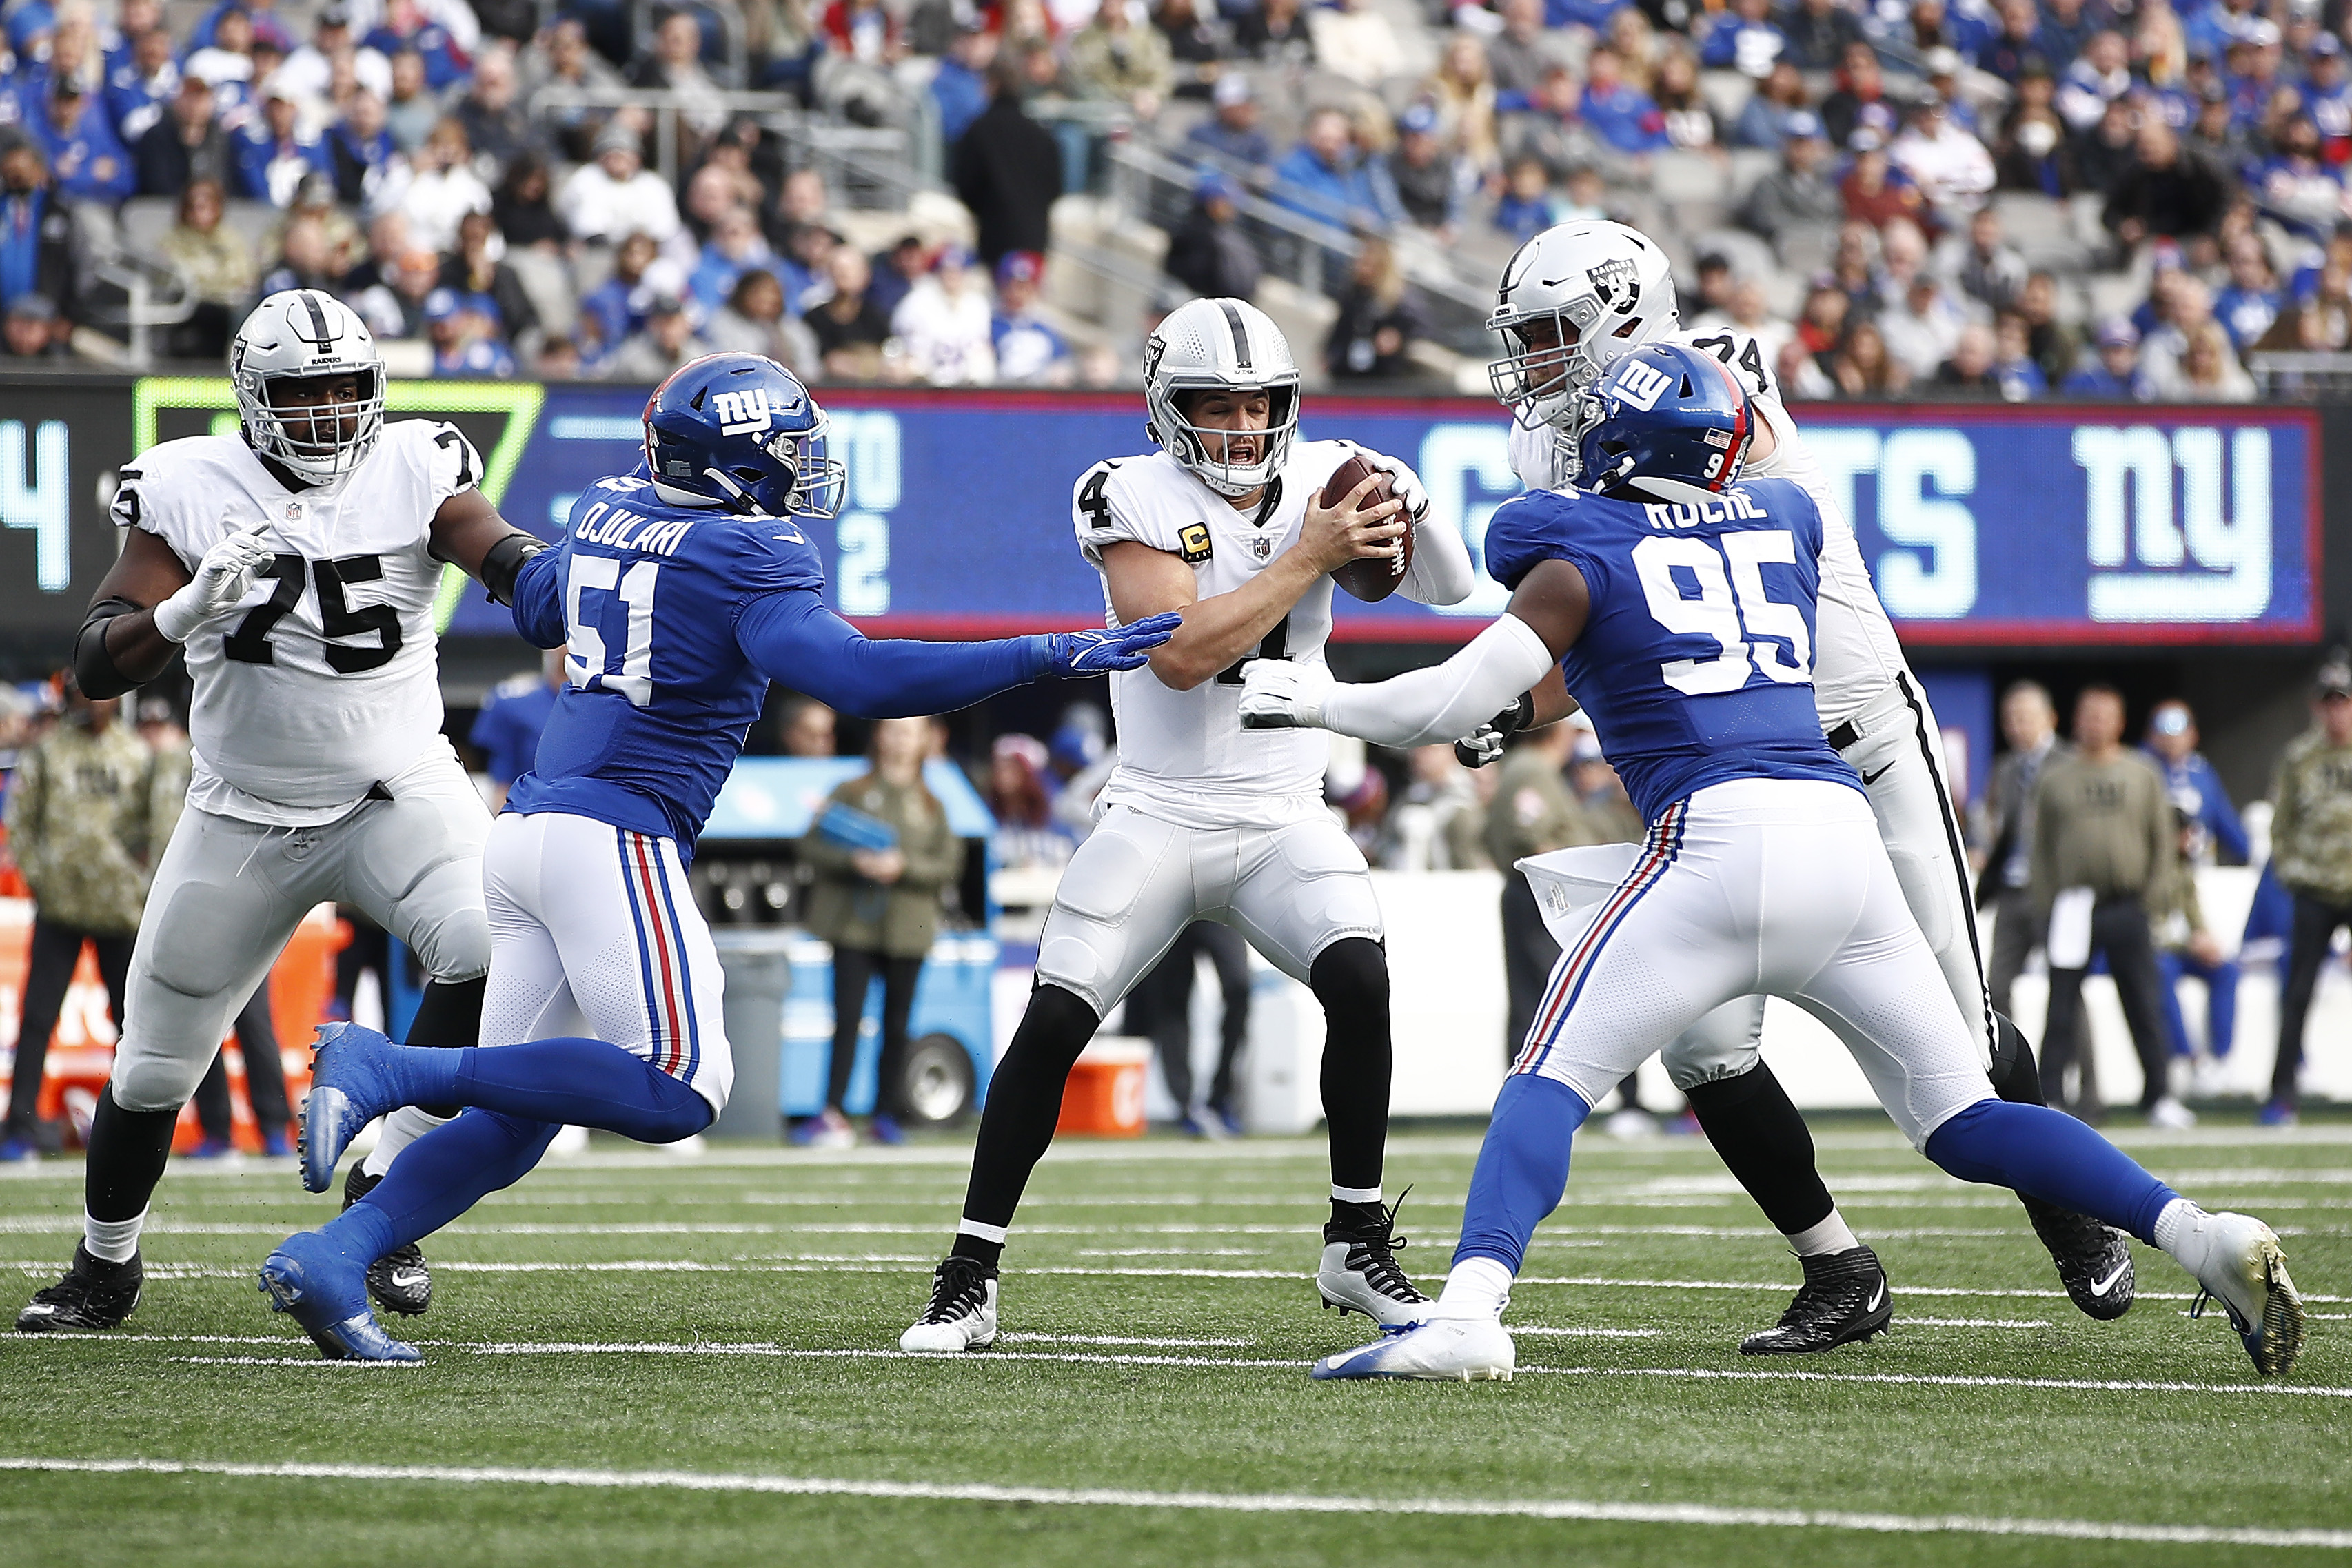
1310,1316,1516,1382
258,1232,420,1363
299,1022,401,1194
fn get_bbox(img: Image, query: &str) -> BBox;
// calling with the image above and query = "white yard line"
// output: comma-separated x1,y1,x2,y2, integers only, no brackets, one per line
0,1455,2342,1547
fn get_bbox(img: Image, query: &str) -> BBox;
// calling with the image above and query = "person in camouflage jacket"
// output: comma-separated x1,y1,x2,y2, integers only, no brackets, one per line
2,682,178,1157
2266,655,2352,1117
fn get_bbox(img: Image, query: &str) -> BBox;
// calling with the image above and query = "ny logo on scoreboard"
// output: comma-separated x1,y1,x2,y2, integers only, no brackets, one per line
711,388,773,437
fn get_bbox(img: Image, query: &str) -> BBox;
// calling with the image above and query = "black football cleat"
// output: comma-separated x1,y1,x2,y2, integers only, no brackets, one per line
344,1165,432,1316
16,1243,143,1333
2019,1194,2133,1321
1740,1245,1891,1355
1317,1190,1433,1327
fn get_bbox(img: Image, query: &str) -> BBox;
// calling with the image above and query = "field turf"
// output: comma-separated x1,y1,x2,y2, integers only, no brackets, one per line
1,1117,2347,1565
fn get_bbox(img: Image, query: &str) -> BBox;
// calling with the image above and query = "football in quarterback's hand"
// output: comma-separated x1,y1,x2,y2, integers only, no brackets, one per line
1321,454,1413,603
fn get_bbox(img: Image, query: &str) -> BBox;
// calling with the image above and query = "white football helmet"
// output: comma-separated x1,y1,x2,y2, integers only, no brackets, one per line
1142,297,1300,498
230,289,387,486
1487,221,1679,434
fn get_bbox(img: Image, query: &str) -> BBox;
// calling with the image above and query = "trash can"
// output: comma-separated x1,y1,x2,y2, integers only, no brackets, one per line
709,927,795,1141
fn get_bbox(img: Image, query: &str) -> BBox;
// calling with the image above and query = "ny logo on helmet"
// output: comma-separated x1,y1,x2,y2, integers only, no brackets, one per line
1588,258,1641,316
1610,359,1674,411
711,388,773,437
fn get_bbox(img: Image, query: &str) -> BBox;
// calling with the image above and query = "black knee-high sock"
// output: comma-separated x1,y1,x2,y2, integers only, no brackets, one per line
85,1087,181,1225
1683,1062,1836,1237
1312,938,1390,1201
951,983,1100,1267
403,976,486,1119
1987,1011,2047,1107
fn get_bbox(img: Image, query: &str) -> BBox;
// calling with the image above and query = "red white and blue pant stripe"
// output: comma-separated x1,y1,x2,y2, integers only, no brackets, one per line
1512,801,1689,1079
617,828,702,1086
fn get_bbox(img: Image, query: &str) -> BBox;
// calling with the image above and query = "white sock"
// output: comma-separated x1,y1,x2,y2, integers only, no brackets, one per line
1432,1256,1514,1321
1331,1184,1383,1205
1787,1209,1860,1259
957,1219,1009,1244
83,1208,147,1264
362,1107,451,1179
2152,1197,2206,1268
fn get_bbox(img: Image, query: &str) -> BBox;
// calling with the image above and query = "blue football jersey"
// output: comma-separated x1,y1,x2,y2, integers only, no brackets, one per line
505,467,825,847
1483,477,1861,824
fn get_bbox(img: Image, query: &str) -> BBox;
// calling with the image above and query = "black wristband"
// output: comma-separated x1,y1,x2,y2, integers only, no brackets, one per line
74,597,141,700
479,531,547,607
1495,692,1536,737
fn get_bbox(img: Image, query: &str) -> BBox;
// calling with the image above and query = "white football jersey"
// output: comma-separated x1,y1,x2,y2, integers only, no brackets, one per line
1508,326,1909,729
1074,440,1366,831
114,419,481,824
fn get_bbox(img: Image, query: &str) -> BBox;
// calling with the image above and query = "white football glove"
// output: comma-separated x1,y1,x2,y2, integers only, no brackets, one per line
1237,660,1335,730
1336,440,1429,526
153,517,274,643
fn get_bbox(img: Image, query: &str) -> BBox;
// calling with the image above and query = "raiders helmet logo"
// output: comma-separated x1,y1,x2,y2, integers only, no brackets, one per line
1588,258,1641,316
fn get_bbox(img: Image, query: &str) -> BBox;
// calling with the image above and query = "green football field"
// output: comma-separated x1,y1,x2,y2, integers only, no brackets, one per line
1,1117,2346,1567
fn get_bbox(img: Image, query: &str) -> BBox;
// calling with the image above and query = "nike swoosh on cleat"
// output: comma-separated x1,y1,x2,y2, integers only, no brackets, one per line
389,1271,427,1290
2088,1263,2128,1296
1867,1280,1887,1313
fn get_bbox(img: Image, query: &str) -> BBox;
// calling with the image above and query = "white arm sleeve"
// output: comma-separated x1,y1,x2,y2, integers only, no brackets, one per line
1397,511,1475,607
1319,613,1557,749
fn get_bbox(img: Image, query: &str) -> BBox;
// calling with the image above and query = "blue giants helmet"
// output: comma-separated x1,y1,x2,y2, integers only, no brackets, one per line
642,354,846,518
1574,342,1754,507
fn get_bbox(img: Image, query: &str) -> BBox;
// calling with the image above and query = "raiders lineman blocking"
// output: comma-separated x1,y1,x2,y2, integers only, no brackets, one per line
1478,222,2131,1347
16,291,546,1333
902,298,1477,1351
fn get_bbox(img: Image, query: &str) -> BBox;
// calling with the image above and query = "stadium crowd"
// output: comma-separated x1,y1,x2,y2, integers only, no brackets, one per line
0,0,2335,391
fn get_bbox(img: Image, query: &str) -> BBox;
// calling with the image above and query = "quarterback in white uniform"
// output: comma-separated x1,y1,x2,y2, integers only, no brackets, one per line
902,298,1476,1352
16,291,551,1336
1473,221,2132,1347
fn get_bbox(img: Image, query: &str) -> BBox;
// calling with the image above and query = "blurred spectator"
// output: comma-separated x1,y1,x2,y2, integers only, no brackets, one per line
491,152,564,249
1988,312,2045,399
1163,168,1260,298
576,228,660,363
2014,269,2080,385
452,42,534,185
1932,319,1998,392
2249,115,2341,241
356,244,443,338
424,286,516,375
1310,0,1403,88
1652,47,1716,152
1,292,66,358
1272,105,1403,231
1976,0,2039,83
1068,0,1174,119
232,79,327,206
1153,0,1226,97
1392,101,1474,235
325,86,398,207
2036,0,2097,73
2153,318,2253,400
558,121,682,245
2073,94,2142,197
1326,234,1421,378
1422,32,1500,172
930,17,995,148
1702,0,1785,78
1484,720,1587,1066
1737,111,1838,245
383,50,440,151
1829,317,1908,394
1486,0,1557,105
1235,0,1315,66
438,207,538,345
1783,0,1864,71
1579,45,1667,154
603,293,706,380
1186,72,1273,171
808,244,893,380
1492,153,1557,241
2214,238,2281,353
2056,29,2133,130
1380,745,1488,872
157,177,253,358
1794,279,1847,357
1679,248,1734,320
706,266,816,369
990,250,1072,385
1,680,168,1163
469,649,562,810
1842,135,1928,232
30,75,132,205
398,116,493,252
1775,332,1834,396
1730,59,1812,149
955,58,1062,269
523,17,625,162
891,243,995,384
105,25,180,146
982,733,1071,870
687,203,780,316
1947,205,2027,312
2105,120,2230,254
255,208,337,296
135,73,233,197
2264,655,2352,1123
1995,98,2077,196
275,5,369,105
2062,315,2153,396
2149,802,2236,1097
1880,269,1967,380
1821,41,1894,149
1693,276,1792,365
1892,94,1994,221
182,8,257,104
0,138,74,319
864,232,927,320
363,0,470,91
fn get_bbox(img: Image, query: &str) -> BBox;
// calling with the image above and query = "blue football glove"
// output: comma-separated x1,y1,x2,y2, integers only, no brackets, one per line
1042,611,1184,678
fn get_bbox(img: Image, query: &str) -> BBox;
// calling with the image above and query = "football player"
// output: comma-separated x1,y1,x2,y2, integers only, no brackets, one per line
1461,221,2130,1352
901,298,1477,1354
266,354,1178,1359
1244,345,2303,1383
17,290,546,1335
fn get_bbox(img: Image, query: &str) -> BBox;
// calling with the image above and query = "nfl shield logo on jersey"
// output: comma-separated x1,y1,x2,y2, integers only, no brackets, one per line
711,388,773,437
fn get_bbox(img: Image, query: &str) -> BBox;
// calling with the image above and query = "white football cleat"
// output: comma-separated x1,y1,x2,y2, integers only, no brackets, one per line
2180,1211,2305,1376
900,1257,998,1352
1311,1317,1517,1381
1317,1197,1432,1326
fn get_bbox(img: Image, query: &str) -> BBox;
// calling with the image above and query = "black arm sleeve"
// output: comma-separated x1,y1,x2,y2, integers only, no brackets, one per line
74,598,143,700
479,531,548,607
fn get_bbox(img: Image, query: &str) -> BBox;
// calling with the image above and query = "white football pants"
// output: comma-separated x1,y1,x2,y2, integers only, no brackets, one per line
482,810,733,1115
1515,777,1991,1149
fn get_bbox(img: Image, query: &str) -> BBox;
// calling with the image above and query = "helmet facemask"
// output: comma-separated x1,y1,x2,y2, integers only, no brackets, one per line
1147,376,1299,498
680,416,847,518
237,363,387,486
